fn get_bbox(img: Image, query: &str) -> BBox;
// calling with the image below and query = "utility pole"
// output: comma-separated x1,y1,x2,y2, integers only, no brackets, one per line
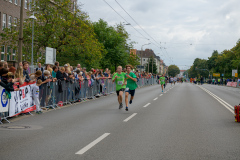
141,43,151,72
18,0,24,64
152,57,154,74
148,58,149,73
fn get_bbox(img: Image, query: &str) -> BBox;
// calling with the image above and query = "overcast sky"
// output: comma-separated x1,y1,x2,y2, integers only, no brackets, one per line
78,0,240,70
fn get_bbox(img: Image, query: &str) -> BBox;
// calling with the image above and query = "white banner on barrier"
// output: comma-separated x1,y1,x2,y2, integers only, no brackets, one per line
0,87,9,113
9,82,36,117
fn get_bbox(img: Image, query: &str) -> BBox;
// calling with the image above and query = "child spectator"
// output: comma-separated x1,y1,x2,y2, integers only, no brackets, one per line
32,79,42,114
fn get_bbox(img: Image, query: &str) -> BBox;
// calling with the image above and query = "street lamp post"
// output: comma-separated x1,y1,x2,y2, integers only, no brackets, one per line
29,13,37,73
141,43,151,72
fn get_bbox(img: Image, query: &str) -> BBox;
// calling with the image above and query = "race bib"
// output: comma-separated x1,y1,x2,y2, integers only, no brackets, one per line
118,81,123,85
125,88,129,91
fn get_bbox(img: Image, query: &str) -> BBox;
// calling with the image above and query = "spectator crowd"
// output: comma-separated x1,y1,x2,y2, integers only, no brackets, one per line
0,61,161,114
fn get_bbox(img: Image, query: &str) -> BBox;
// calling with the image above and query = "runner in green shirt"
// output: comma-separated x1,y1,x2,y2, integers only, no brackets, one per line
159,75,165,92
112,66,126,109
123,65,137,111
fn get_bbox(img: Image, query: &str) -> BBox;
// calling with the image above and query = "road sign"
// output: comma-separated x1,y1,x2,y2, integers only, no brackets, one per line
45,47,56,65
232,69,238,77
213,73,220,77
235,73,238,77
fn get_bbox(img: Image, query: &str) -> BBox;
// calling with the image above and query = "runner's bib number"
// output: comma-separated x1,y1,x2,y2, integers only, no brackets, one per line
125,88,129,91
118,81,123,85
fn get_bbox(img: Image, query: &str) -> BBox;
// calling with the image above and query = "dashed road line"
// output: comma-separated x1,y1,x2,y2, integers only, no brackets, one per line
143,103,151,108
153,97,158,101
123,113,137,122
159,94,163,96
75,133,110,155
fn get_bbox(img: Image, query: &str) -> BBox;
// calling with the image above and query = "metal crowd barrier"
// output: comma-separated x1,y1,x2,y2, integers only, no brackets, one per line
0,77,158,123
38,77,158,109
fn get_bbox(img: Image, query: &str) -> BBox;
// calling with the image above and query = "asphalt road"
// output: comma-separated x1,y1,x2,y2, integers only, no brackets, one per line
1,83,240,160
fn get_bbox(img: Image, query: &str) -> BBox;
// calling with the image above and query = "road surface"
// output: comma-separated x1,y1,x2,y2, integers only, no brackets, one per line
1,83,240,160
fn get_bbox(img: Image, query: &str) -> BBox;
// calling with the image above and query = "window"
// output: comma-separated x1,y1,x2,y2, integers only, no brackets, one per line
15,0,18,5
1,46,5,61
24,0,27,9
9,0,12,3
29,0,32,10
143,59,145,61
2,14,6,30
13,17,17,26
8,16,12,29
12,49,16,60
7,46,11,61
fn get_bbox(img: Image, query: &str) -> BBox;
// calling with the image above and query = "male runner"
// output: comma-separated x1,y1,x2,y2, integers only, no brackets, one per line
174,77,177,85
164,75,168,89
112,66,126,109
123,65,138,111
159,75,165,92
170,77,174,86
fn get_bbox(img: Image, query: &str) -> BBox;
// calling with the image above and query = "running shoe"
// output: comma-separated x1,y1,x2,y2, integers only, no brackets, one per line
125,107,128,111
119,103,123,109
129,100,132,104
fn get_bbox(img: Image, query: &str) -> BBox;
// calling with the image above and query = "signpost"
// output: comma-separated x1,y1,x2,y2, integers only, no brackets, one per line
213,73,220,77
232,69,238,77
45,47,56,65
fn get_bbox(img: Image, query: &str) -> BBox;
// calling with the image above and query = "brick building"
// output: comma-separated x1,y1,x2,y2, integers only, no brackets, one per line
0,0,77,62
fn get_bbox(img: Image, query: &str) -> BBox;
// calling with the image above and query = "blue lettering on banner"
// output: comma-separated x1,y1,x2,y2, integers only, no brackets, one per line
1,89,8,107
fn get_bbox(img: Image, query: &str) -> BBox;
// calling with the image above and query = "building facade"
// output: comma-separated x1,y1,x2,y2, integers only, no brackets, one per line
135,48,167,74
0,0,77,61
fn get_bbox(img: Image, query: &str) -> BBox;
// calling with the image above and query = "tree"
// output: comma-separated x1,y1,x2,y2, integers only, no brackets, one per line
93,19,136,71
145,56,157,74
168,65,180,77
0,0,104,69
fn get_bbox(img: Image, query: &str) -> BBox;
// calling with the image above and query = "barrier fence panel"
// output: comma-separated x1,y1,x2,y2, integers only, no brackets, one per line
0,77,158,123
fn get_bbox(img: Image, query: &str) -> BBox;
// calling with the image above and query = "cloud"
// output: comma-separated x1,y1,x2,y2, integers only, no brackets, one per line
79,0,240,69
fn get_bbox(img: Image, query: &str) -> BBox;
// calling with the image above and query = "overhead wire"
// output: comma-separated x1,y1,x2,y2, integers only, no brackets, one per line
102,0,151,43
115,0,163,50
103,0,173,64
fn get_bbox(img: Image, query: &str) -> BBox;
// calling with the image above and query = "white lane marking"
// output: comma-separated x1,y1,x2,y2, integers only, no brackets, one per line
153,97,158,101
123,113,137,122
198,86,234,114
75,133,110,155
164,92,167,93
143,103,151,108
199,87,234,110
159,94,163,96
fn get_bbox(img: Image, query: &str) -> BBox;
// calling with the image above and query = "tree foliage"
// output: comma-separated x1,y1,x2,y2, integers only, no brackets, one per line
168,65,180,77
0,0,139,70
93,19,137,71
188,39,240,78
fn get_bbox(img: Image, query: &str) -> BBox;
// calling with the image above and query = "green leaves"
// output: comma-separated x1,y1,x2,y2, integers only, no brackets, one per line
188,39,240,78
93,19,136,71
168,65,180,77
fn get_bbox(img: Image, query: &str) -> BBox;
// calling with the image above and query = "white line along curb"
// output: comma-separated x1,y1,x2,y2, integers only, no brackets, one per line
198,86,234,114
